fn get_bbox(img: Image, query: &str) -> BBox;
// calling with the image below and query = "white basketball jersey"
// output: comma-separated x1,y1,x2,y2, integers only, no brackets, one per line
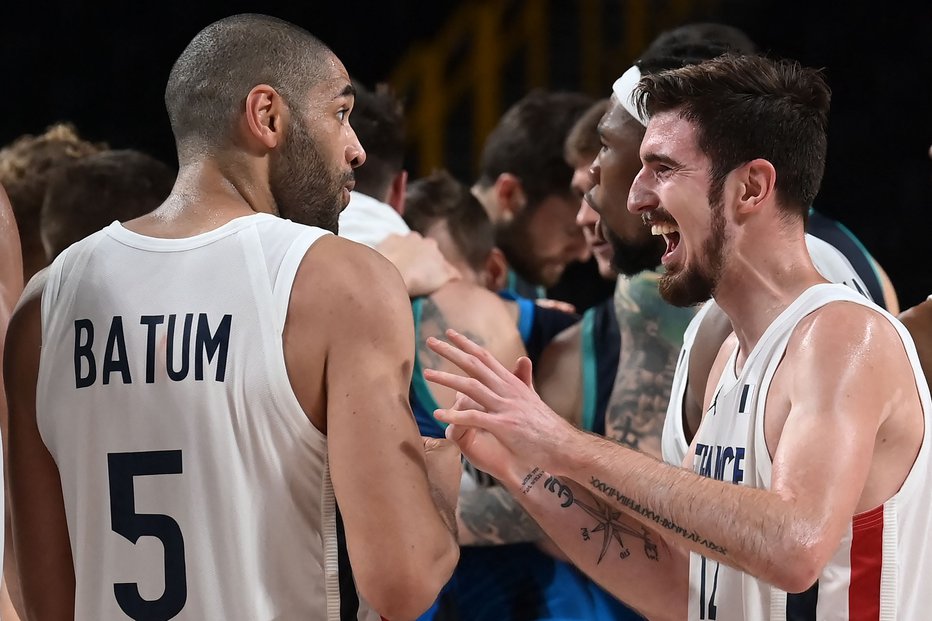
661,235,870,466
37,214,379,621
687,283,932,620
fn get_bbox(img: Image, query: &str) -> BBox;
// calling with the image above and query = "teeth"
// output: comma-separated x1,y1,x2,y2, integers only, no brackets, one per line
651,223,679,236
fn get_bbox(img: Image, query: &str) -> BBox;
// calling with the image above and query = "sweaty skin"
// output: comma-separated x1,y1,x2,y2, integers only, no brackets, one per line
0,184,24,620
420,108,926,619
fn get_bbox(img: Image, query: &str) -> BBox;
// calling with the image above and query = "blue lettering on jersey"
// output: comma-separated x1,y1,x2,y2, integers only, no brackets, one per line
693,443,745,484
73,313,232,387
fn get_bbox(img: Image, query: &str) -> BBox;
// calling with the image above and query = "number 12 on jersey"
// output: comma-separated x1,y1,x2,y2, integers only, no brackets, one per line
108,450,187,621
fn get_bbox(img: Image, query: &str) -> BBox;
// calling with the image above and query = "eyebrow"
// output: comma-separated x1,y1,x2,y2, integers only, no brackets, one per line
642,152,680,168
333,83,356,101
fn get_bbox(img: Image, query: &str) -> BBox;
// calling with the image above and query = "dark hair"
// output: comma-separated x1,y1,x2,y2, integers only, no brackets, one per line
564,99,611,165
0,123,106,271
41,150,175,260
165,14,331,160
350,81,405,199
404,170,493,273
477,90,594,209
636,54,830,216
638,23,757,76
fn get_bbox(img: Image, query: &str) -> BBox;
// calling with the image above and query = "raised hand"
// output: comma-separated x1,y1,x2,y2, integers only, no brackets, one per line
424,329,580,485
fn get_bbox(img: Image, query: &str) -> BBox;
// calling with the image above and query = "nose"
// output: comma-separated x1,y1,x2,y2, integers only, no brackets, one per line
627,166,656,215
566,227,590,262
347,126,366,168
576,192,599,227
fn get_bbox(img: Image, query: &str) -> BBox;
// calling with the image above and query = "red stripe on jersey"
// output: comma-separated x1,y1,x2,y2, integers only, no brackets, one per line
848,505,884,620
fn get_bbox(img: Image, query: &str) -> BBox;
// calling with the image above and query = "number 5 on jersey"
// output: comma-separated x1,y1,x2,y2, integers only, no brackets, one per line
108,450,187,620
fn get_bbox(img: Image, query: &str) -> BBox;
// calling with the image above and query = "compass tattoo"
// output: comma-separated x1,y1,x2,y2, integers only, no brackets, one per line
543,476,659,563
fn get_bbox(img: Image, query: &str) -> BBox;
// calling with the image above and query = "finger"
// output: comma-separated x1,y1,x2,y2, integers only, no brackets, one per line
444,422,469,445
512,356,534,389
426,335,510,390
424,368,502,411
453,391,484,412
434,407,495,430
440,329,515,383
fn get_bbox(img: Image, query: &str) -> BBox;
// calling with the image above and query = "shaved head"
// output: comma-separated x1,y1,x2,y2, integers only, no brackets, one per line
165,14,333,160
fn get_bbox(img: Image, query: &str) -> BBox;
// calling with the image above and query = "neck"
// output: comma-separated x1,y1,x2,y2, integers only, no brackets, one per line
471,184,500,221
133,155,276,236
713,227,825,363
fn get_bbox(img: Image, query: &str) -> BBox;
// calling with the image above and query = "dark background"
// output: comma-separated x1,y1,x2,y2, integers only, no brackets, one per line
2,0,930,307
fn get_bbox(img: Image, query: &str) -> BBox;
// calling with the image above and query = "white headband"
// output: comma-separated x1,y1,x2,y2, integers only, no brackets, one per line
612,65,648,127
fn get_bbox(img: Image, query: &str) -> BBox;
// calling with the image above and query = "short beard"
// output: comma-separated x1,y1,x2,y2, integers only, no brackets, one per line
495,209,556,287
268,116,349,233
658,189,727,307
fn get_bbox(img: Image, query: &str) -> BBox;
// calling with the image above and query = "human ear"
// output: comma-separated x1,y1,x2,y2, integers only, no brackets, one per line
735,158,777,215
482,247,509,292
243,84,286,150
493,173,527,223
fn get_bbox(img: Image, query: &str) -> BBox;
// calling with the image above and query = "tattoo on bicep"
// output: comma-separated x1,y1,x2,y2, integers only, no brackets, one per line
589,475,727,556
458,484,544,545
542,475,659,563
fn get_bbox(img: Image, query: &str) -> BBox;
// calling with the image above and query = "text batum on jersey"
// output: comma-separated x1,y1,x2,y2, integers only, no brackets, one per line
72,314,232,388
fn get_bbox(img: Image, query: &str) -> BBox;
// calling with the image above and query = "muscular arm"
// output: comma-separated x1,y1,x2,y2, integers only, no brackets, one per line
416,283,542,546
292,238,458,620
560,304,917,593
427,307,918,609
1,184,26,620
4,273,75,620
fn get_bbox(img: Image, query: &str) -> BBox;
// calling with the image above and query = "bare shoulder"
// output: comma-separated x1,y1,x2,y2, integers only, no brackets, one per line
0,183,23,308
536,320,582,380
899,298,932,336
430,280,511,321
296,235,407,302
536,319,583,425
791,300,905,360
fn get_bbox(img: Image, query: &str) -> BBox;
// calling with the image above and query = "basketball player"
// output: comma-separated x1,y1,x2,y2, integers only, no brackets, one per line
0,183,24,620
424,55,932,619
3,14,458,621
900,297,932,389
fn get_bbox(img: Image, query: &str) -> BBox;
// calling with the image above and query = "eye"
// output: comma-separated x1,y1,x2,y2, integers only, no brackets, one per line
337,107,349,122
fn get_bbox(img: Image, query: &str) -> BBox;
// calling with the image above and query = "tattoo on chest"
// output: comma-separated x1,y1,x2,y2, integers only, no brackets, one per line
544,475,659,563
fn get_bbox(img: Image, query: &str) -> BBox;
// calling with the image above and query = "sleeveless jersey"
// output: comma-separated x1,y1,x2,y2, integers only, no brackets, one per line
688,283,932,620
661,235,871,466
37,214,378,621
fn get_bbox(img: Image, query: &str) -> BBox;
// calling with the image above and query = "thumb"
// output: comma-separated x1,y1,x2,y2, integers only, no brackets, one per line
512,356,534,389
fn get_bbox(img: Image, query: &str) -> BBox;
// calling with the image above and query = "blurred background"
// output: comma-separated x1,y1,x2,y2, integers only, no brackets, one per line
2,0,930,306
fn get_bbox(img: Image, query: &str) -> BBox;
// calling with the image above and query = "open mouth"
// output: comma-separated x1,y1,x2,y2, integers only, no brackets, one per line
650,221,681,265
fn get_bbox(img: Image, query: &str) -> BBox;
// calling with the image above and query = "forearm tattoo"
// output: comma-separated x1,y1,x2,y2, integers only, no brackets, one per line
589,475,727,556
539,473,660,564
